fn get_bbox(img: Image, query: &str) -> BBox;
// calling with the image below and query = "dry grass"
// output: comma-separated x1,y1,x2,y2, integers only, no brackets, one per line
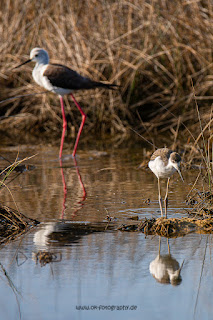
0,0,212,141
186,190,213,217
0,154,39,245
0,203,39,245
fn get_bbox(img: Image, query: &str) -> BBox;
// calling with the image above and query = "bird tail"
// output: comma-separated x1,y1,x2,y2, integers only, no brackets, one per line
93,81,120,90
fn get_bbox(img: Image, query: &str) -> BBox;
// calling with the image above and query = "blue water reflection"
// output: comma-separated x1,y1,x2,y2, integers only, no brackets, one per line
0,229,211,320
0,146,211,320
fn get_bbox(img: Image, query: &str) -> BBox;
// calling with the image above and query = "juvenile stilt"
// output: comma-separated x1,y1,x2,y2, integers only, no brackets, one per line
148,148,184,218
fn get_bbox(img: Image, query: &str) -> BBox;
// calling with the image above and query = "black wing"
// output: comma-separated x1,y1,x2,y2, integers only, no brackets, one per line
44,64,118,90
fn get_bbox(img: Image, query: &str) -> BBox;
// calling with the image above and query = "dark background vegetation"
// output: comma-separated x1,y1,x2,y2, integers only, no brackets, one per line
0,0,212,143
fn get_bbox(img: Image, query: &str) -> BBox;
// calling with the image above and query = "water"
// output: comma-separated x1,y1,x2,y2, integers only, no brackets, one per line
0,144,212,320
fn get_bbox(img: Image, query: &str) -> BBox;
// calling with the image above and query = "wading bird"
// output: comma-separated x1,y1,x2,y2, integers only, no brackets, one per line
148,148,183,218
14,48,118,158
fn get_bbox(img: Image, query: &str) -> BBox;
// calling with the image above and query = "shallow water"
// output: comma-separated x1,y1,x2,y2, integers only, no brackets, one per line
0,144,212,320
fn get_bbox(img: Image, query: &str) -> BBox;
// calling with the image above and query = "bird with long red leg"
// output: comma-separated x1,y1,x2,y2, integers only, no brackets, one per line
14,48,118,158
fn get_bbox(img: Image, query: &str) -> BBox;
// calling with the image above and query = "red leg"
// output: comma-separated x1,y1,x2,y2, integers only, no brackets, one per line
71,157,86,217
73,157,86,200
70,94,87,157
59,96,67,159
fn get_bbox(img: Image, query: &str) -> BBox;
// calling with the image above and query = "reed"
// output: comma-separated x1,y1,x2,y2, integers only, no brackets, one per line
0,0,212,140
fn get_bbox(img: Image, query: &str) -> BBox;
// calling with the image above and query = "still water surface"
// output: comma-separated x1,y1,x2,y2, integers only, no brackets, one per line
0,144,212,320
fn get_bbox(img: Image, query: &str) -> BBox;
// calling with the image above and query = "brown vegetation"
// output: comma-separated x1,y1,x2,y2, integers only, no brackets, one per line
34,251,62,267
0,0,212,142
0,203,39,245
118,216,213,237
186,190,213,217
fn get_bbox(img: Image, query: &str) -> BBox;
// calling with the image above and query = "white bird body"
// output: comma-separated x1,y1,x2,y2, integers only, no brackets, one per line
32,64,50,89
32,62,73,96
148,148,183,217
148,156,178,179
148,148,182,179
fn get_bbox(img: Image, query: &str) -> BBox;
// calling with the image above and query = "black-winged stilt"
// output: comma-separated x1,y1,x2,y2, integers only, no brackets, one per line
15,48,118,158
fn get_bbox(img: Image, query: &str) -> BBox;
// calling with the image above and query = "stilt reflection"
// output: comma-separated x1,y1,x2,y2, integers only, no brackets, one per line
60,156,86,219
149,237,184,286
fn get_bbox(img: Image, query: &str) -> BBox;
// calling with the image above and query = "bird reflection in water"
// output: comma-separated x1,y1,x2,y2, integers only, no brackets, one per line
149,237,184,286
60,156,86,219
33,156,86,256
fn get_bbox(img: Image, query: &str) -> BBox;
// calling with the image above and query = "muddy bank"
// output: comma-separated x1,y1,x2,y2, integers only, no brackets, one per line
118,216,213,238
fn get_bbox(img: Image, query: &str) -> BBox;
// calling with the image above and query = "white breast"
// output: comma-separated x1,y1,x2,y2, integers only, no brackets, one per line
32,64,47,87
148,156,176,179
32,64,72,96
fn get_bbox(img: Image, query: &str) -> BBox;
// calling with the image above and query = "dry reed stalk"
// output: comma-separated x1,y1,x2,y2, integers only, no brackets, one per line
0,203,39,245
0,0,212,140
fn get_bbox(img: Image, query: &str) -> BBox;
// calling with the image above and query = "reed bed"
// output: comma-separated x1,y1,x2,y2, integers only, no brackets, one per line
0,0,212,141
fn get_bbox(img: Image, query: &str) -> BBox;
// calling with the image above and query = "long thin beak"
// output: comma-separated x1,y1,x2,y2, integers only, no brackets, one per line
13,59,32,69
173,163,184,182
177,167,184,182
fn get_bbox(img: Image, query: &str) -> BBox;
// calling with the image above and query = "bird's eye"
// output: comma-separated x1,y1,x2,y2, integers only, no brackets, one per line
35,54,38,57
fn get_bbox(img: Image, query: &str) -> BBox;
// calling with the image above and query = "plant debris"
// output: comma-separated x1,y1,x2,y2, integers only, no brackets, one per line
34,251,62,267
0,203,39,245
186,191,213,218
118,216,213,238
